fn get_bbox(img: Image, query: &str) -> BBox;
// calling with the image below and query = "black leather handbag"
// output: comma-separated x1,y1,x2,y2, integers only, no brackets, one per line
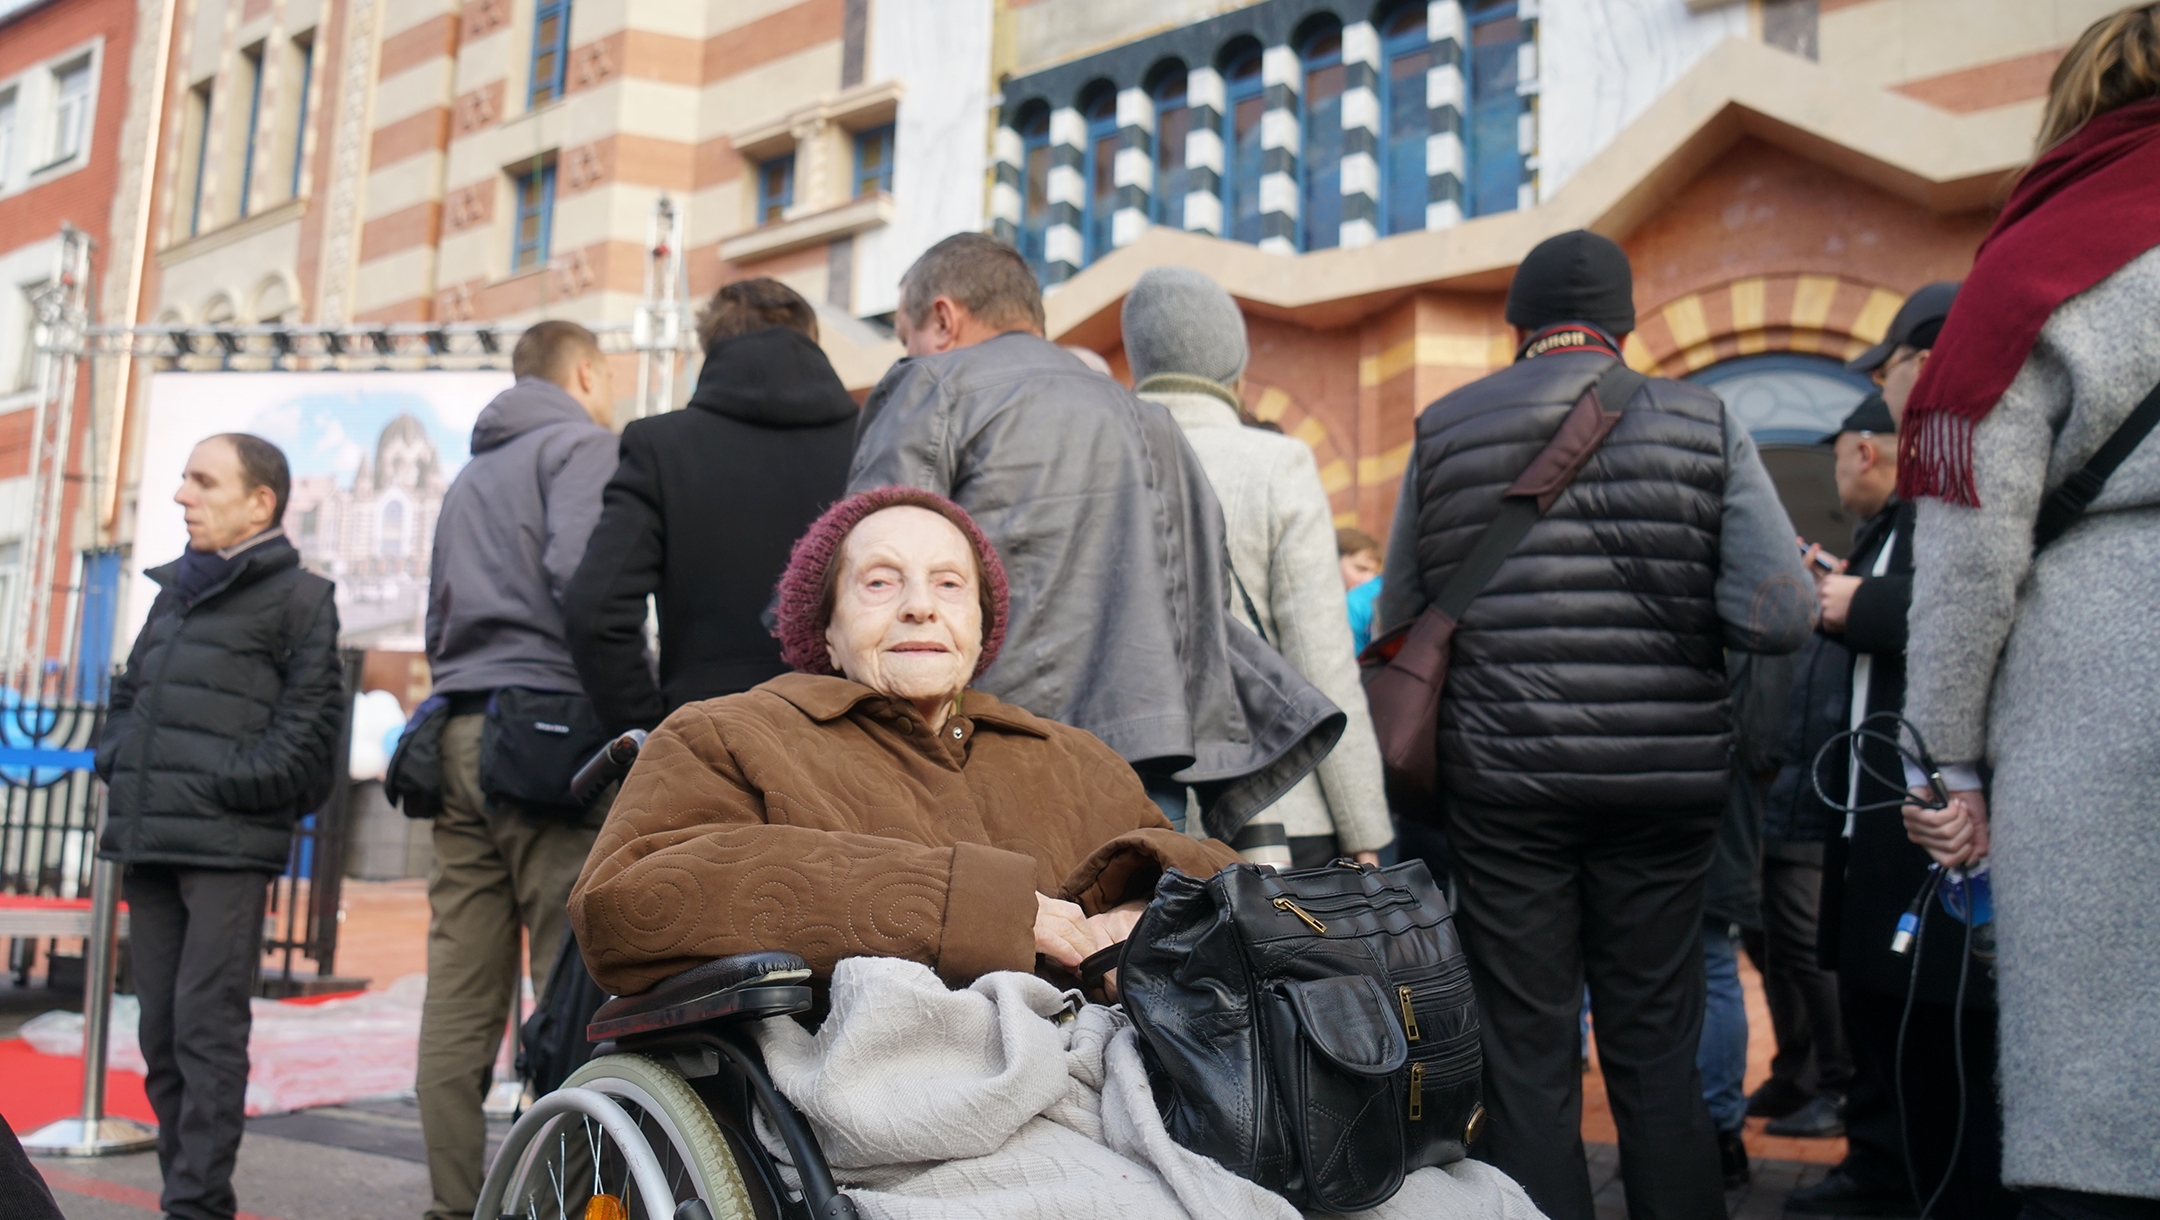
1116,859,1484,1212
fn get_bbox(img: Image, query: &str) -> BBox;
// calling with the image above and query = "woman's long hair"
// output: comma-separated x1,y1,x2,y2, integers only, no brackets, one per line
2035,4,2160,155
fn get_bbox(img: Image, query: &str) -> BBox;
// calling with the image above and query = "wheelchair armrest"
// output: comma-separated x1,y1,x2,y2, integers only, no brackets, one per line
585,950,813,1042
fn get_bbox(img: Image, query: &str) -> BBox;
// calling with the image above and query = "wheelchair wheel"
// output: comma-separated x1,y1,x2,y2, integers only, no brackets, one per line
478,1055,756,1220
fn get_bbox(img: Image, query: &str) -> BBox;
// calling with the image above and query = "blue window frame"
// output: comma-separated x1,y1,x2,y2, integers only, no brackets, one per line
511,162,554,271
1466,0,1525,217
1079,86,1118,264
289,35,313,198
852,124,894,197
1015,104,1050,275
756,154,793,223
237,46,264,216
1220,45,1264,245
529,0,571,107
187,81,212,236
1150,68,1188,231
1379,6,1430,235
1299,23,1344,251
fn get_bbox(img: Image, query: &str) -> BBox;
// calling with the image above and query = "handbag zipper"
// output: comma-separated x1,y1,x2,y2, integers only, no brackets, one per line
1272,897,1326,933
1408,1062,1424,1121
1397,984,1421,1042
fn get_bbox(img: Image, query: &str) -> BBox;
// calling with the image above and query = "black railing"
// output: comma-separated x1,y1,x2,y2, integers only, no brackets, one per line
258,650,364,994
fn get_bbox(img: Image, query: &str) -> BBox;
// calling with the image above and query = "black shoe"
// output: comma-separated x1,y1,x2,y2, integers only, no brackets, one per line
1785,1170,1916,1216
1718,1128,1750,1189
1746,1076,1810,1119
1766,1093,1847,1138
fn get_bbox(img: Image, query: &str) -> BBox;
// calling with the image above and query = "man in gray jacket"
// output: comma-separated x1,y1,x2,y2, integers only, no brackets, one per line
418,320,617,1220
852,234,1342,841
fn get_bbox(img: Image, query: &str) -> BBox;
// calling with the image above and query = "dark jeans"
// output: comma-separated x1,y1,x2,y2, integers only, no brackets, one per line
123,864,270,1220
1445,799,1725,1220
1699,920,1747,1134
1838,986,2017,1219
1747,843,1852,1098
2020,1189,2160,1220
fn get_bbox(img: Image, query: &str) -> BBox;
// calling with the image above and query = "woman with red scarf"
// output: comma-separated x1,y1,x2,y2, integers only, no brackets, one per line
1899,9,2160,1219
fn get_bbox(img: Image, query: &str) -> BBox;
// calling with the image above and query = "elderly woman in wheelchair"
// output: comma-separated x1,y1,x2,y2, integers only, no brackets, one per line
477,487,1242,1220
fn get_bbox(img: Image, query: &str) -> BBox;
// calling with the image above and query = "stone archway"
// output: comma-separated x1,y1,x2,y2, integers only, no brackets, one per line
1631,274,1906,378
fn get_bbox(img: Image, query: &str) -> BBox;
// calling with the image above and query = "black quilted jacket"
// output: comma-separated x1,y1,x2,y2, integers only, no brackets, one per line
1405,350,1736,811
96,536,346,873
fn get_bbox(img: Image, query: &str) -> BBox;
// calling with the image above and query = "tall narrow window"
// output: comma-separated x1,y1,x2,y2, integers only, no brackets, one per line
511,162,554,271
756,154,793,223
288,33,314,199
1150,67,1189,231
50,58,91,164
1467,0,1525,218
1380,6,1430,236
1300,23,1344,251
185,81,213,236
1015,104,1050,275
237,46,264,216
0,90,17,191
529,0,571,107
1079,86,1118,264
852,124,894,197
1220,44,1264,245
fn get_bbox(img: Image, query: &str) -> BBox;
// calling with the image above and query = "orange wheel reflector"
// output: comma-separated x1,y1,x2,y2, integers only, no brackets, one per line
584,1195,628,1220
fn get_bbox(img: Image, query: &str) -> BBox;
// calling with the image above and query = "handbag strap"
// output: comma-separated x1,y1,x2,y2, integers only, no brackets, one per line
1431,360,1646,619
2033,374,2160,551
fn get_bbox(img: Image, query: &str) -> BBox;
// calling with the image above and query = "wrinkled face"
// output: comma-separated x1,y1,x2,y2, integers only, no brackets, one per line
824,506,984,708
1340,550,1381,590
175,437,273,552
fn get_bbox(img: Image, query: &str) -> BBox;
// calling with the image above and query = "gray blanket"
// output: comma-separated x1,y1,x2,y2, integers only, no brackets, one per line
750,957,1546,1220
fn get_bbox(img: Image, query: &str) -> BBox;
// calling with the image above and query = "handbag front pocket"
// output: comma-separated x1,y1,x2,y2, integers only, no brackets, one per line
1269,975,1410,1213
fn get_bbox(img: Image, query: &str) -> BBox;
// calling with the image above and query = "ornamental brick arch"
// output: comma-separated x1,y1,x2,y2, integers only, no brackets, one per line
1239,379,1360,524
1630,274,1907,379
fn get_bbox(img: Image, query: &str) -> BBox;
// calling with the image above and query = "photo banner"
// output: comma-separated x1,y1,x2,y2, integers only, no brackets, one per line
126,370,514,655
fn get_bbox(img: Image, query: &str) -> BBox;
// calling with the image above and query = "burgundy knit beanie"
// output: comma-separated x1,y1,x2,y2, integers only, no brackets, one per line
773,485,1010,680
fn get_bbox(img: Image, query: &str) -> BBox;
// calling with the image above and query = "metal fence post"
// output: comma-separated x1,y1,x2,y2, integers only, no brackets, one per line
22,855,157,1155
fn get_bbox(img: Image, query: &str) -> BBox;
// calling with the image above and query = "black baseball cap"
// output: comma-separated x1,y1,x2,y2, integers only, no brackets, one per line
1832,393,1896,438
1847,281,1960,373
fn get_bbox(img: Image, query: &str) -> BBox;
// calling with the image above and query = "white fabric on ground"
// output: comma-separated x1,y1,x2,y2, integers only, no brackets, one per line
750,956,1546,1220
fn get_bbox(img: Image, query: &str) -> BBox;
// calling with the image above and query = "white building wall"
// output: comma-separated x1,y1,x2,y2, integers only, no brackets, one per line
1535,0,1747,202
851,0,993,319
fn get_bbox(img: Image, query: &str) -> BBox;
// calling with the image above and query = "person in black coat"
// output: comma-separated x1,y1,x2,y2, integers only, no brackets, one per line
95,434,344,1220
1786,390,2015,1219
565,279,857,732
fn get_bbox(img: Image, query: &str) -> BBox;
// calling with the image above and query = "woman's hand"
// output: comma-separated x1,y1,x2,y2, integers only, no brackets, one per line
1817,575,1862,633
1354,851,1382,867
1033,892,1097,969
1902,787,1990,868
1083,899,1146,949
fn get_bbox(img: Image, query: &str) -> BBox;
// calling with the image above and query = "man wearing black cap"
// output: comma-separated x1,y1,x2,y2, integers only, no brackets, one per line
1784,296,2017,1217
1847,279,1958,428
1377,230,1816,1220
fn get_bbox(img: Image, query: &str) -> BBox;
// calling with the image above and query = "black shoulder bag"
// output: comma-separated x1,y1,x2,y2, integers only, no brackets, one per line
2032,375,2160,549
1116,858,1479,1212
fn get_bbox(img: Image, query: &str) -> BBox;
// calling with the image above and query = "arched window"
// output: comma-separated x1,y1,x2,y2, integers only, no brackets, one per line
1298,19,1344,251
1014,102,1051,274
1379,4,1431,236
1080,83,1119,264
1466,0,1526,217
1148,63,1190,231
1219,41,1265,245
1690,353,1876,553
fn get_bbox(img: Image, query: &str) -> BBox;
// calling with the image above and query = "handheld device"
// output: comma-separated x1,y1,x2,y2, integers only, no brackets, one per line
1797,538,1839,572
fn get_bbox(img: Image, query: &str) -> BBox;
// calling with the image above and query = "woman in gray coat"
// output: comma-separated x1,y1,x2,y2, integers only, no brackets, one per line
1121,267,1394,867
1900,11,2160,1215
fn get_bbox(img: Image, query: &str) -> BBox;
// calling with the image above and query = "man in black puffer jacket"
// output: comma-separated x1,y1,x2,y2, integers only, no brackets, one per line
96,433,343,1220
1377,231,1816,1220
565,278,857,731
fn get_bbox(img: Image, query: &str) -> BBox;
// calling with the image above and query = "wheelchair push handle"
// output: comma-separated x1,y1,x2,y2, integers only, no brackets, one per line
571,728,647,804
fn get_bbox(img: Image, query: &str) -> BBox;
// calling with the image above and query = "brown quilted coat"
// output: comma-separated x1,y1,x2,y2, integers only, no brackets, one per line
569,672,1241,996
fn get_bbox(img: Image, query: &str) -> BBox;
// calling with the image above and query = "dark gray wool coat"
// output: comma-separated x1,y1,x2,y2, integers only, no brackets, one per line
97,534,345,873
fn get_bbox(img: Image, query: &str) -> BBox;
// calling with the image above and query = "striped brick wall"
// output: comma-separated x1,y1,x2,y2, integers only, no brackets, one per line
1110,85,1152,250
1426,0,1467,232
1257,44,1299,255
1044,106,1086,283
1183,66,1225,237
1338,20,1380,249
990,123,1023,247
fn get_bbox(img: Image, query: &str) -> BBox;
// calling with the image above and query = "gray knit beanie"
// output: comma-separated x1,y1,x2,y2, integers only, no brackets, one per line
1121,267,1249,387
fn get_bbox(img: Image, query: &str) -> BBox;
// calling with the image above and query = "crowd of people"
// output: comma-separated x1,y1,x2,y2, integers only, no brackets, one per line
10,8,2152,1220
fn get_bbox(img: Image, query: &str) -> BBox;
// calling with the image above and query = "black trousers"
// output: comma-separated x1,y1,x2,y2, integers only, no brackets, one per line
1839,986,2018,1219
2020,1189,2160,1220
124,864,269,1220
1445,799,1725,1220
1746,845,1852,1098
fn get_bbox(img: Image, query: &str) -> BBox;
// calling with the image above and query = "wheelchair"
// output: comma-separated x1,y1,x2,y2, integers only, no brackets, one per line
475,949,861,1220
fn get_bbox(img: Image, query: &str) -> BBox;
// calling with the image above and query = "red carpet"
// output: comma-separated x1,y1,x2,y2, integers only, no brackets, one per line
0,1037,156,1132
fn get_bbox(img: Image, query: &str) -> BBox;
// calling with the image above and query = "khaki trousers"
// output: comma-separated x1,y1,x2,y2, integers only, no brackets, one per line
417,713,603,1220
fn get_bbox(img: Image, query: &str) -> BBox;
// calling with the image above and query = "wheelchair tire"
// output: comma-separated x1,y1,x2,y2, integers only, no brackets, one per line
563,1054,759,1220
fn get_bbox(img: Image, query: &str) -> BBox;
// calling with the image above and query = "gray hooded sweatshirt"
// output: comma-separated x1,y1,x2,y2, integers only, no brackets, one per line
427,376,617,695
